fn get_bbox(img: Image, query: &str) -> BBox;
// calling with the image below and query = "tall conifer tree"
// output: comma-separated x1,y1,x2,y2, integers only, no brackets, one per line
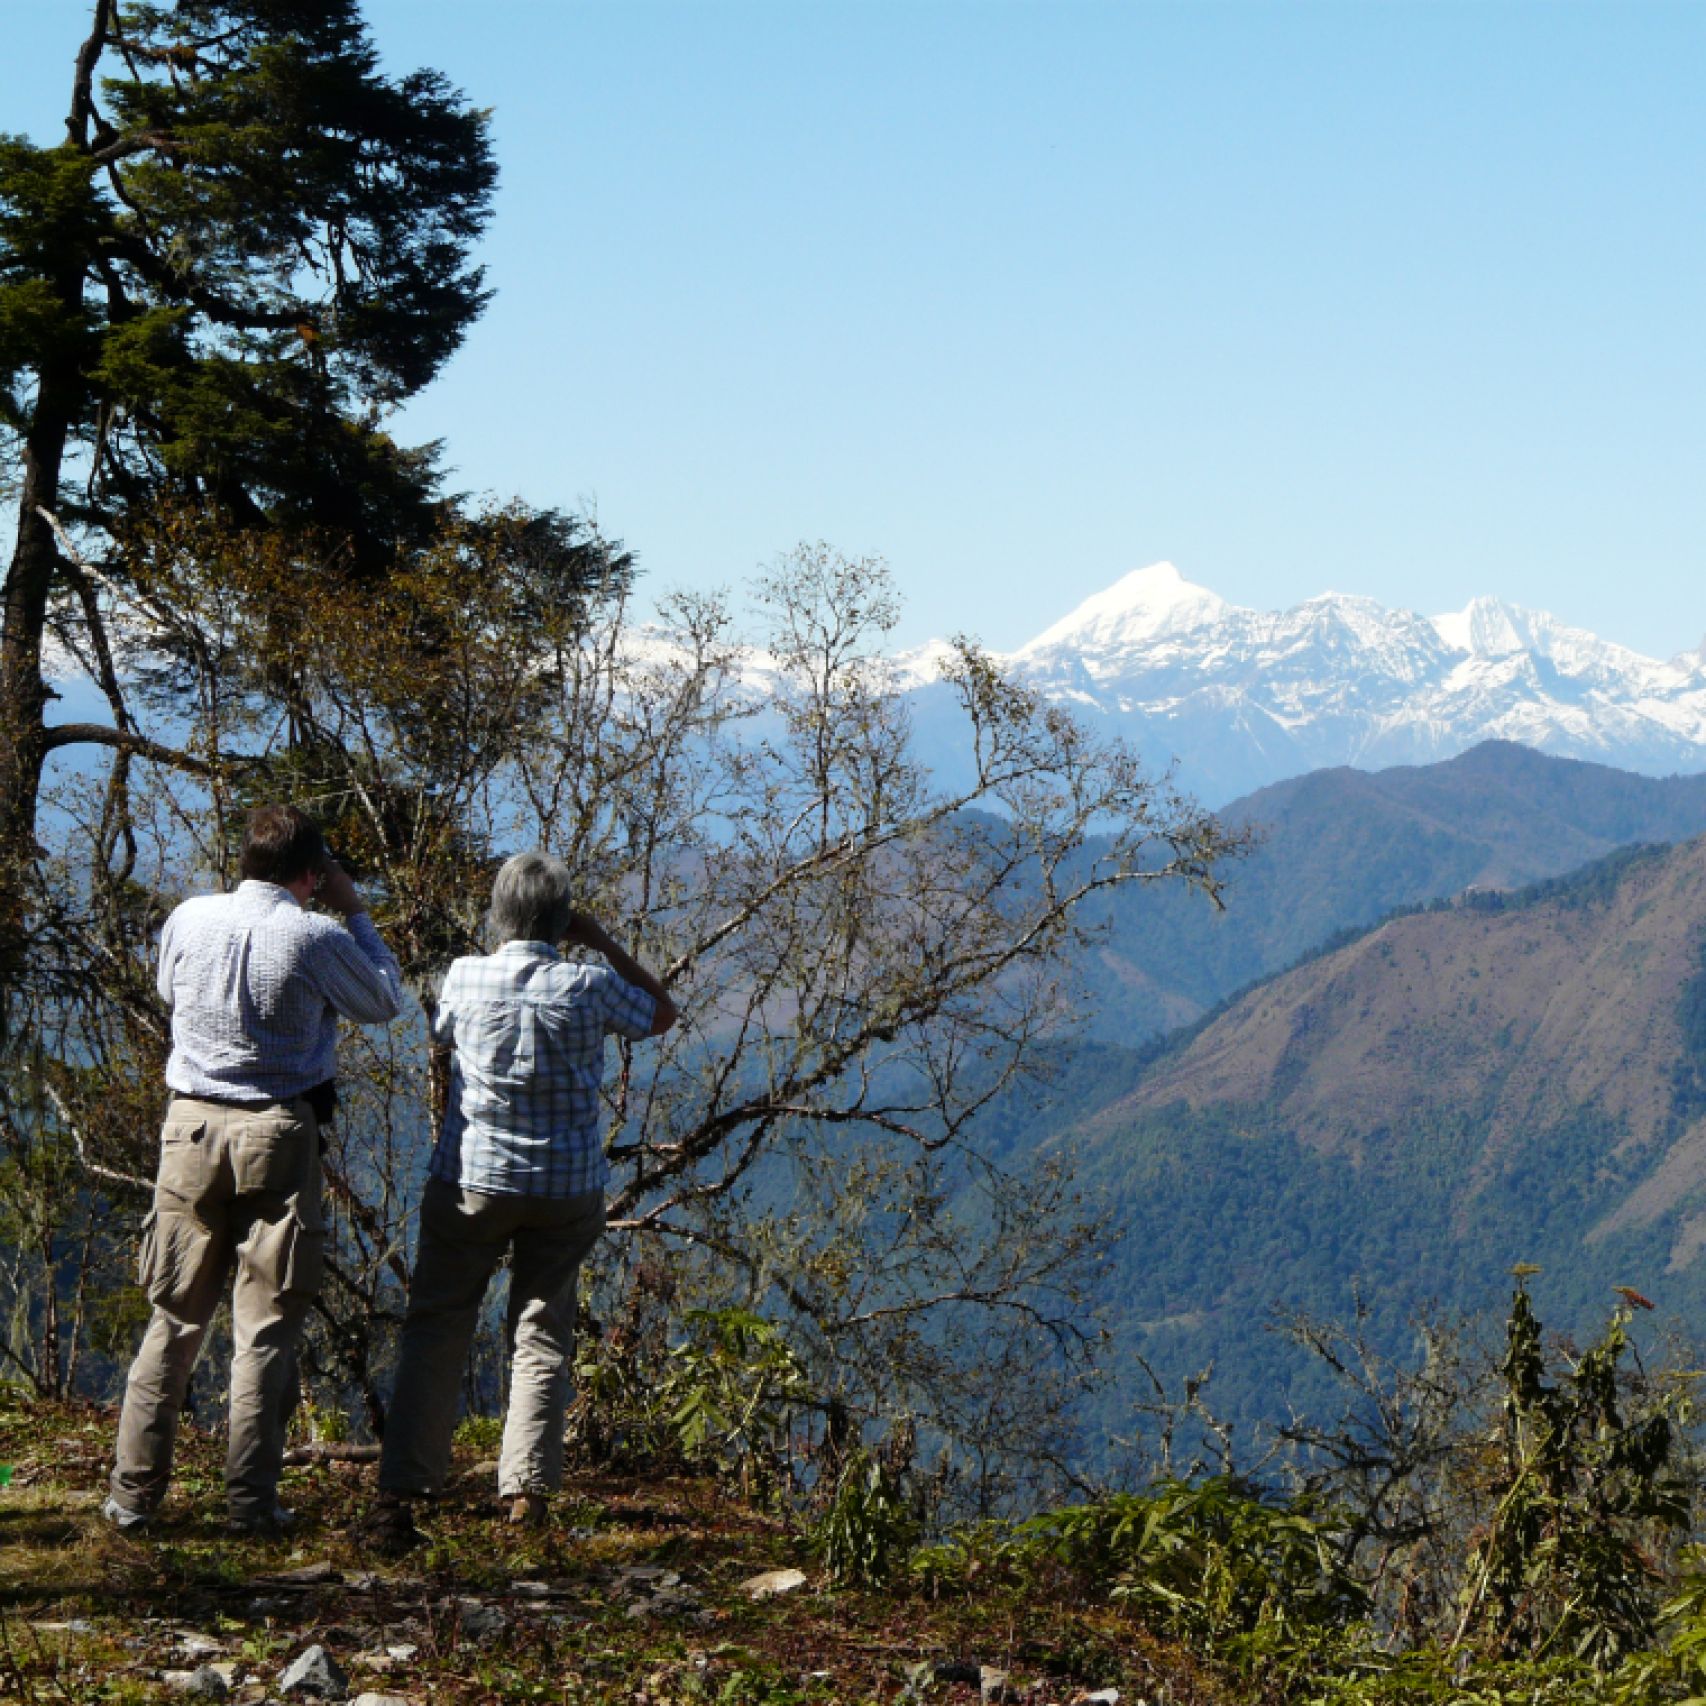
0,0,496,976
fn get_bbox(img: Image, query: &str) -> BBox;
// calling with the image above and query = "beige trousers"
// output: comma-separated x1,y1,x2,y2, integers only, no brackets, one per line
378,1178,605,1499
110,1097,324,1524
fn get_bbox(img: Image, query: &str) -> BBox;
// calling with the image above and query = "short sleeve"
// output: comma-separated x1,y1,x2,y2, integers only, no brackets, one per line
597,965,657,1041
431,962,462,1044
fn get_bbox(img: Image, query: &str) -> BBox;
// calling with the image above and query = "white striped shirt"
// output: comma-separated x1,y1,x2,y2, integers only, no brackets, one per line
428,941,656,1198
158,881,403,1103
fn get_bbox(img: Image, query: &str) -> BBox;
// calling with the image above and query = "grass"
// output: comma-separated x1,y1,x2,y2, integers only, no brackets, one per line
0,1391,1229,1705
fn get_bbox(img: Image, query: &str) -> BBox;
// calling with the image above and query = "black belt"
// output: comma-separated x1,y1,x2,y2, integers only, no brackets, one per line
172,1080,336,1125
173,1091,297,1112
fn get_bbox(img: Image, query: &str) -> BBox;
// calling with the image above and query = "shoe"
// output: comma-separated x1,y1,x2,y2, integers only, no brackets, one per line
225,1501,296,1537
350,1494,426,1558
101,1496,152,1533
507,1493,548,1529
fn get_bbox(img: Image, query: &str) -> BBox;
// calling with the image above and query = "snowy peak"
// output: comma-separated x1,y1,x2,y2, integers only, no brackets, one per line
1430,596,1672,692
1015,562,1233,658
915,565,1706,804
1432,597,1537,659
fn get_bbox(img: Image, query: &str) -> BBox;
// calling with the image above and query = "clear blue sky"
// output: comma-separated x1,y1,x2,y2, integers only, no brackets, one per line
7,1,1704,656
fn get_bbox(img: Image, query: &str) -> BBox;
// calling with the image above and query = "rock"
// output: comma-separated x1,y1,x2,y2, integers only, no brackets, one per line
980,1668,1016,1705
173,1633,226,1660
509,1580,568,1599
384,1645,418,1663
165,1667,230,1699
1074,1693,1121,1705
278,1644,349,1699
738,1567,806,1600
456,1599,506,1640
350,1695,414,1706
624,1587,700,1621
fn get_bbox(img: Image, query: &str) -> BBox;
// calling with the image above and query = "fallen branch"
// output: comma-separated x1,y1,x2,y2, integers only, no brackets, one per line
281,1441,381,1465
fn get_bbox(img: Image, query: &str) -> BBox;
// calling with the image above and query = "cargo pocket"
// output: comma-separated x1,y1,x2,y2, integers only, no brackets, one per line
145,1211,218,1313
244,1206,326,1305
135,1208,159,1290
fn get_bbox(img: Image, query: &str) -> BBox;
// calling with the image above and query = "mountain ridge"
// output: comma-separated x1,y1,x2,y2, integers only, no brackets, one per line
1076,740,1706,1045
904,565,1706,803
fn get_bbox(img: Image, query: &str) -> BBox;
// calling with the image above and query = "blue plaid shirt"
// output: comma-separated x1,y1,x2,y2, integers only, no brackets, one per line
427,941,657,1198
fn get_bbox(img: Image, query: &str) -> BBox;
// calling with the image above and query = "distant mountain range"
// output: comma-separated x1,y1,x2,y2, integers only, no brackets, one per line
903,565,1706,804
1078,740,1706,1043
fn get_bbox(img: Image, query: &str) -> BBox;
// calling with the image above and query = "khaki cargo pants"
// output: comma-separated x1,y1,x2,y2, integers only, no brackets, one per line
378,1178,605,1500
110,1096,324,1525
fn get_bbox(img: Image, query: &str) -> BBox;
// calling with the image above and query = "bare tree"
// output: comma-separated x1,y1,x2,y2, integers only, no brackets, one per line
16,516,1242,1488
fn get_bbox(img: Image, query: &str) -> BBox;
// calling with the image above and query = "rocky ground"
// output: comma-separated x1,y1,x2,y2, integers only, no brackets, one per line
0,1396,1224,1705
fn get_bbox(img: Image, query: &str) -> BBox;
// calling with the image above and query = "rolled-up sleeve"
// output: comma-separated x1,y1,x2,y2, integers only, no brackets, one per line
598,966,657,1041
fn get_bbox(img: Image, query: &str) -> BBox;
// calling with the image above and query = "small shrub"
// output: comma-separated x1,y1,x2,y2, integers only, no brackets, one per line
453,1413,505,1455
812,1447,920,1588
1023,1477,1367,1644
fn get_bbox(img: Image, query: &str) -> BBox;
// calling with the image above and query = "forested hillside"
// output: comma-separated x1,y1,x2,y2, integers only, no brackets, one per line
1076,739,1706,1041
1036,832,1706,1442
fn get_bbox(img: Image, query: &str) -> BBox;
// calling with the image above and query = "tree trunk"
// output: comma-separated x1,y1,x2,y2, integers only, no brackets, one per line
0,397,73,1011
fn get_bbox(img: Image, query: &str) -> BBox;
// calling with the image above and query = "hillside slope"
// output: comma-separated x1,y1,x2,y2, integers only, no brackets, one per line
1079,740,1706,1043
1051,835,1706,1439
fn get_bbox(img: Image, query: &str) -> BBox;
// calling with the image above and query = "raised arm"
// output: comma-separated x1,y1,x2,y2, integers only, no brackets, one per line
313,858,404,1023
566,911,677,1037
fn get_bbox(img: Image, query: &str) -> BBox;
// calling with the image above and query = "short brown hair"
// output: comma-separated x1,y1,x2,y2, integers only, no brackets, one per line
239,805,325,886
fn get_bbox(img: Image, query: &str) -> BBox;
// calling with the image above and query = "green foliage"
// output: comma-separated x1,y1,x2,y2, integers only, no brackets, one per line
662,1309,817,1486
1023,1477,1367,1646
1,0,497,535
573,1305,816,1499
451,1412,502,1456
811,1447,921,1588
1453,1283,1696,1668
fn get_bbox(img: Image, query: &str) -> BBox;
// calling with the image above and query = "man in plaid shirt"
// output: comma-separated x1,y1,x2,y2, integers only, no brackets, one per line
366,851,675,1541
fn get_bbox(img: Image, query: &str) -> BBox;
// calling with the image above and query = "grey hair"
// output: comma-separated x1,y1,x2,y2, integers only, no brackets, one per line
488,851,575,945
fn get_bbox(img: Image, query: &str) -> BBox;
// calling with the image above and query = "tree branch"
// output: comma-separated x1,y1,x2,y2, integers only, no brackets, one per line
66,0,115,149
41,722,216,775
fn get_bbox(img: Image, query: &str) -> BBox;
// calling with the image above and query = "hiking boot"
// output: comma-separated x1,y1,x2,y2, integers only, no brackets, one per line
350,1494,426,1558
225,1501,297,1537
506,1492,548,1529
101,1495,152,1533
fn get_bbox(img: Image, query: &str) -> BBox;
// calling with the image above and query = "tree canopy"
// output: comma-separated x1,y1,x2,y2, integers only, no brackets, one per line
0,0,496,978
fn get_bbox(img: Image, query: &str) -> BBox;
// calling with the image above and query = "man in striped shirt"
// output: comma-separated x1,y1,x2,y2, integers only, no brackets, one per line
363,850,674,1545
106,805,403,1534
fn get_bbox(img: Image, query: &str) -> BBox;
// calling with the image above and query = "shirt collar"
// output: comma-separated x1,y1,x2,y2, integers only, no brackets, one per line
495,939,560,960
237,879,301,910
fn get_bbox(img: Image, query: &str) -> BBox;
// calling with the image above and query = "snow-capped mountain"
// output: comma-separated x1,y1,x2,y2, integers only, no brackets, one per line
909,564,1706,805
